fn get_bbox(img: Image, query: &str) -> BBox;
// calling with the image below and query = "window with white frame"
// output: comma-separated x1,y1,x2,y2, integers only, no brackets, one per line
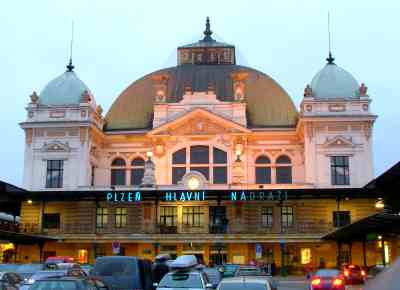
255,155,293,184
171,146,227,184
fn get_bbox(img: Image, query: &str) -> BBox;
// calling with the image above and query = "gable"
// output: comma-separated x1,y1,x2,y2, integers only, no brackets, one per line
148,108,250,136
322,135,356,148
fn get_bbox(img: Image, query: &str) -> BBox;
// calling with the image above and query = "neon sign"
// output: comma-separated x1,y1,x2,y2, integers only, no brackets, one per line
105,190,288,203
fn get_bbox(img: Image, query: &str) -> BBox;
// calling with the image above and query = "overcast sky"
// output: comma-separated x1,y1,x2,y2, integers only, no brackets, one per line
0,0,399,186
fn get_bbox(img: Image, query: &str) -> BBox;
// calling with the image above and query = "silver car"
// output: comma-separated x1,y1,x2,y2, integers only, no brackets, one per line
155,269,213,290
217,277,271,290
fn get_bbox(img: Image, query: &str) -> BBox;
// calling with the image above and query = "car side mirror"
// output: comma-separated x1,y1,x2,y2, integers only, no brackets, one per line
153,282,159,287
206,283,213,288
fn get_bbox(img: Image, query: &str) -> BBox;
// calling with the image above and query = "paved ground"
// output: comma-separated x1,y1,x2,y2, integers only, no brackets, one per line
274,277,366,290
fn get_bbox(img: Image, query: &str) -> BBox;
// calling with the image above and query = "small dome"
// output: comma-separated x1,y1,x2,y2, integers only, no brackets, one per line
311,60,359,99
40,69,91,106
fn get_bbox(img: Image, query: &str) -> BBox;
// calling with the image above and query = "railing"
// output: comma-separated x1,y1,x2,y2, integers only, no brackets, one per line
19,221,333,236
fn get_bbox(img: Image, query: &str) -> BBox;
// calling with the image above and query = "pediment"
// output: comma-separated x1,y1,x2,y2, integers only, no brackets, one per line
322,136,356,148
148,108,250,136
40,141,71,153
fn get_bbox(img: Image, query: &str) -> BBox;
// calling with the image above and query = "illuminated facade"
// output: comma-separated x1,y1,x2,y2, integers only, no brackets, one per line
15,18,388,270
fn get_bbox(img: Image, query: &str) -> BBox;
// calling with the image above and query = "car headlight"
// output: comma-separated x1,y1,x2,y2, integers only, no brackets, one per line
27,278,35,284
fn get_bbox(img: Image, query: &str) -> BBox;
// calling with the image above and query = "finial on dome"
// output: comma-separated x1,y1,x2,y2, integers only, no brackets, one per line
203,17,213,42
326,51,335,64
66,58,75,72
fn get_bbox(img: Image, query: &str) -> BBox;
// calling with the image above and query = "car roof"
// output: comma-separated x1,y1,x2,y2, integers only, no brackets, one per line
220,277,269,283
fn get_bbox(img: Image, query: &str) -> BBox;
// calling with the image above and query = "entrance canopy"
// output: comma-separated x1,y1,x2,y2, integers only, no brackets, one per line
0,230,57,245
322,211,400,242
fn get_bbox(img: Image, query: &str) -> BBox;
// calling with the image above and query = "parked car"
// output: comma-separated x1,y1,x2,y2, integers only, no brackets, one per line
220,264,240,278
0,272,22,289
16,263,44,281
309,269,345,290
217,277,271,290
0,280,18,290
45,256,74,263
29,276,109,290
19,269,86,290
91,256,153,290
202,267,222,289
234,266,277,290
342,264,365,284
155,268,213,290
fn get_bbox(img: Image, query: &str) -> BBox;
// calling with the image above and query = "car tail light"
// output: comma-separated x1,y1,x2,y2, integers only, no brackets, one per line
311,278,321,286
361,270,366,276
333,278,343,286
344,270,349,276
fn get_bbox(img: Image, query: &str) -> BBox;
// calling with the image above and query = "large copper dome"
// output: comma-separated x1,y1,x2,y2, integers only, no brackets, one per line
105,64,298,130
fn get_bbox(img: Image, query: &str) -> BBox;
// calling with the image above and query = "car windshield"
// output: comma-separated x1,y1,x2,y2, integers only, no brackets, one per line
224,265,239,272
30,280,78,290
348,265,361,271
203,268,220,285
219,282,267,290
315,269,340,277
92,258,137,276
17,264,43,273
159,272,203,288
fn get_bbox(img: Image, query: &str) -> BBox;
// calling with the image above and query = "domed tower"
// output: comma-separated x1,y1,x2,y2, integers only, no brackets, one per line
20,60,104,190
299,53,376,187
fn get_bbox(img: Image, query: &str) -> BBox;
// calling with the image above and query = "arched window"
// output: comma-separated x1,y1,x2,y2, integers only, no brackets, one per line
111,158,126,186
276,155,292,184
255,155,272,184
171,146,227,185
131,158,145,185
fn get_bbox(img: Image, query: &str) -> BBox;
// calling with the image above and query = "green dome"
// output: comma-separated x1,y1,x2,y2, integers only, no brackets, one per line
40,70,90,106
105,64,298,130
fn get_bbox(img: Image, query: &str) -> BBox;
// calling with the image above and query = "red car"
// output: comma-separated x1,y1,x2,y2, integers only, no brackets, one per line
310,269,345,290
342,264,366,284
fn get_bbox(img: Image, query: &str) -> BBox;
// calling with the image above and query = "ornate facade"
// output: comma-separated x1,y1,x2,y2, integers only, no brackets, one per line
16,19,384,269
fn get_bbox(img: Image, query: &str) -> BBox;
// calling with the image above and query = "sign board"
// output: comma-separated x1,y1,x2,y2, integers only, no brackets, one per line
255,243,263,259
366,232,377,241
112,241,120,255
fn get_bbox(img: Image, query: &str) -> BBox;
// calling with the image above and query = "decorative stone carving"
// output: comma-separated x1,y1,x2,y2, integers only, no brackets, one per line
30,91,39,104
362,104,369,111
363,122,372,140
303,84,313,97
305,104,312,112
322,136,355,148
232,161,245,185
231,71,248,102
81,90,91,103
28,111,34,118
40,141,71,152
140,158,156,188
152,74,169,103
96,105,103,116
359,83,368,97
328,104,346,112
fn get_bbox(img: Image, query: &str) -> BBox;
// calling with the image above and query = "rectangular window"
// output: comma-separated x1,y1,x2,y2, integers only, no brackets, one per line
182,206,204,227
281,206,294,228
131,168,144,185
276,167,292,184
213,167,227,184
301,248,311,264
111,169,126,186
256,167,272,184
115,208,127,228
159,206,177,226
43,213,60,229
332,211,351,227
96,207,108,228
331,156,350,185
261,207,273,227
45,160,63,188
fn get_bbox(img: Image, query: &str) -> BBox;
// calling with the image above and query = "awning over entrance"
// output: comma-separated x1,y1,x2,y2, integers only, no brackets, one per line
322,211,400,242
0,230,57,245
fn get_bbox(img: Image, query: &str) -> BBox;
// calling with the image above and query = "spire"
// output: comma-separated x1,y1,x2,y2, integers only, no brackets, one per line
326,12,335,64
203,17,214,42
66,21,75,72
